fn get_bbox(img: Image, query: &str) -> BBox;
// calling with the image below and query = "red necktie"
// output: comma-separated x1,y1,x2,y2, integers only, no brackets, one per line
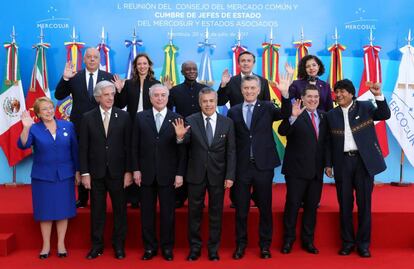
311,112,318,138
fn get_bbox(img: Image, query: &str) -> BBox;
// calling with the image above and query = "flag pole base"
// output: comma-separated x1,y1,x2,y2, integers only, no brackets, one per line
390,182,412,187
4,182,25,188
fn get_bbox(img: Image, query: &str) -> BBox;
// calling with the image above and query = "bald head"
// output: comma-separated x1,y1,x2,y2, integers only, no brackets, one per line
84,47,100,72
181,61,198,82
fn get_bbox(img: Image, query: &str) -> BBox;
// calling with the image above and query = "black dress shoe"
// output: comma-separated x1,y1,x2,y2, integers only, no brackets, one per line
142,250,157,260
302,243,319,254
39,252,50,259
281,242,293,254
114,248,125,259
175,201,184,209
57,252,68,258
187,249,201,261
86,248,103,259
232,246,245,260
162,249,174,261
260,248,271,259
76,200,87,208
208,251,220,261
338,245,354,256
357,248,371,258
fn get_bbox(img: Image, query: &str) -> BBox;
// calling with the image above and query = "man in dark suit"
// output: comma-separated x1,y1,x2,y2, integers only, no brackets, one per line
325,79,390,258
278,84,327,255
79,81,132,260
168,61,207,208
227,74,291,260
132,84,186,261
55,47,114,208
217,51,270,107
218,51,270,208
173,88,236,261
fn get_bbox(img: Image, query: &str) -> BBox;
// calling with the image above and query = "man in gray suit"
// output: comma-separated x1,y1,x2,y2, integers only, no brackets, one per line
173,88,236,261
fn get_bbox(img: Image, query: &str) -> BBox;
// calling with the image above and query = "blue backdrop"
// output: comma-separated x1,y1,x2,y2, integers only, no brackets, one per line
1,0,413,183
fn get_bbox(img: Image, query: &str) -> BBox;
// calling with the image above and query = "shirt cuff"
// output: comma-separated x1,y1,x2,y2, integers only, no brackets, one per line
289,116,297,125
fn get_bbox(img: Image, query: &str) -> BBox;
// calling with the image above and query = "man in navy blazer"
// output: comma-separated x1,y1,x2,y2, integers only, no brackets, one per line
131,84,186,261
227,74,292,259
173,88,236,261
55,47,114,208
324,79,390,258
79,81,132,260
278,84,327,255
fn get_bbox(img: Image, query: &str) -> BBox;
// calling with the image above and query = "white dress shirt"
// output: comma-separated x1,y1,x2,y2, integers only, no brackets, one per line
341,102,358,152
202,112,217,137
152,107,168,127
86,69,99,92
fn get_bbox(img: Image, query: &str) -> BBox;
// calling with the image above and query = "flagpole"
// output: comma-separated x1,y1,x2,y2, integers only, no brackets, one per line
390,29,412,187
5,26,24,187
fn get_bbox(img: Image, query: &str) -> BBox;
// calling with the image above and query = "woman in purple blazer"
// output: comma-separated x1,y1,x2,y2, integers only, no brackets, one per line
289,55,334,112
18,97,80,259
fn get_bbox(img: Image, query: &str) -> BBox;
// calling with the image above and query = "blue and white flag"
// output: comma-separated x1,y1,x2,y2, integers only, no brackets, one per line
124,38,143,79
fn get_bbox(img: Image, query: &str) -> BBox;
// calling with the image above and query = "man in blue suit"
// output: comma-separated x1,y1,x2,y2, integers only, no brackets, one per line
55,47,114,208
324,79,390,258
227,74,291,259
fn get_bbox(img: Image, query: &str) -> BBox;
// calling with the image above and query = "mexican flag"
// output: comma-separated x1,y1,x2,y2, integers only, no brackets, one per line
26,43,51,119
0,42,31,166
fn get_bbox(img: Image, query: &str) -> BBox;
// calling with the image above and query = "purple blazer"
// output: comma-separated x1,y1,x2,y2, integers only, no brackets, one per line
288,78,334,112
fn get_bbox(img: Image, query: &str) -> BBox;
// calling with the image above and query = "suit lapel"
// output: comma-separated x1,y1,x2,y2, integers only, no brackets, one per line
250,101,264,131
79,70,88,98
145,110,158,134
93,108,106,138
211,115,224,145
158,110,173,135
106,108,118,138
302,111,318,140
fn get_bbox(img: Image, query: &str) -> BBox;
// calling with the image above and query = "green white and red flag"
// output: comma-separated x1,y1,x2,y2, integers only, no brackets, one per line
0,41,31,166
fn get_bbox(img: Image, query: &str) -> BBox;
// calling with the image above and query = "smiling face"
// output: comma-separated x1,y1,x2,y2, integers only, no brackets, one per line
305,58,320,78
182,62,198,81
335,88,354,108
238,53,255,75
136,56,150,77
84,48,100,72
96,86,115,111
301,89,320,112
36,100,55,122
150,86,169,111
241,79,260,103
199,92,217,117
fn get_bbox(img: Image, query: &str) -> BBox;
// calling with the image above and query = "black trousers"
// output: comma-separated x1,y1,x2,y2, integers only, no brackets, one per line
187,179,224,253
283,176,323,244
175,179,188,204
335,153,374,249
235,162,274,249
90,172,127,250
140,180,175,251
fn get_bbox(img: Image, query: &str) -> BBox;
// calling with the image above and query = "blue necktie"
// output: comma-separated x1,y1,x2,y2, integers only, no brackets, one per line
246,104,253,129
88,73,94,99
205,117,213,146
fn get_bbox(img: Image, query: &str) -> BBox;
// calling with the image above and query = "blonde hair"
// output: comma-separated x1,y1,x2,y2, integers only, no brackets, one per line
33,97,54,117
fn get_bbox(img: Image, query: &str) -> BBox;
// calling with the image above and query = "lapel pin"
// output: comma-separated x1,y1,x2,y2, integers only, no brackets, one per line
63,132,68,136
115,113,118,118
355,115,360,119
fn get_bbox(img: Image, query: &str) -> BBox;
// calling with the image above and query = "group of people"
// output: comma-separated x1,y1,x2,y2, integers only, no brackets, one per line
18,47,390,262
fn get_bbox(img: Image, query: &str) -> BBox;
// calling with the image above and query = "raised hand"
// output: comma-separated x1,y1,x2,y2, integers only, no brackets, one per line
162,75,174,90
272,73,292,98
220,69,231,87
112,74,125,92
21,110,34,129
366,81,382,96
292,99,305,117
63,61,76,80
285,62,295,78
172,118,190,140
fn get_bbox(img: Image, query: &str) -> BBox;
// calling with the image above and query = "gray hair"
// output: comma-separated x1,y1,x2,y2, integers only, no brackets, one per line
149,83,169,97
198,87,217,101
94,80,115,97
241,74,261,89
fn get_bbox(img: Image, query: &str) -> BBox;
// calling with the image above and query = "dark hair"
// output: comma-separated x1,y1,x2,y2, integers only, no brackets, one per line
301,84,320,97
334,79,356,96
198,87,217,101
132,53,155,81
297,55,325,79
241,74,261,89
238,51,256,63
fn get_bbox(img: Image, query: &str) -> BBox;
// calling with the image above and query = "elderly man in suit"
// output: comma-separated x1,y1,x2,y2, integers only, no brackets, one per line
79,80,132,260
325,79,390,258
173,88,236,261
132,84,186,261
55,47,114,208
227,74,291,260
278,84,327,255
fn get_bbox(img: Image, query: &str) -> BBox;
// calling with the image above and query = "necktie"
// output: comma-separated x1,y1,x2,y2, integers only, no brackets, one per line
246,104,253,129
155,112,162,132
311,112,318,138
88,73,94,99
205,117,213,146
103,111,109,136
